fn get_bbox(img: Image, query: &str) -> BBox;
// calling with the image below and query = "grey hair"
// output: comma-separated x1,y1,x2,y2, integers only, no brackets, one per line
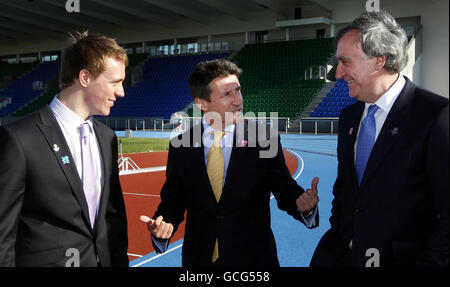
335,10,409,73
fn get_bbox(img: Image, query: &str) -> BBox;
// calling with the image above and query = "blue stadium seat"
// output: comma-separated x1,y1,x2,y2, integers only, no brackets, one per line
0,61,60,117
110,53,229,118
309,78,356,118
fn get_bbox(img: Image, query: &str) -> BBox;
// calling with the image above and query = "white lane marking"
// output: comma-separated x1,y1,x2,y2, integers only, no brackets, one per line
123,192,160,197
270,149,304,199
131,243,184,267
287,149,305,181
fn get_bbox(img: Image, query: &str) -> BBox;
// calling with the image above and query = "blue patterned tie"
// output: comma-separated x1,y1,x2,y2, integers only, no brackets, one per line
355,105,378,185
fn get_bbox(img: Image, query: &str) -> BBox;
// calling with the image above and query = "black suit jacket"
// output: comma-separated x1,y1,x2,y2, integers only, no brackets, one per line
310,77,449,267
153,119,318,267
0,105,128,267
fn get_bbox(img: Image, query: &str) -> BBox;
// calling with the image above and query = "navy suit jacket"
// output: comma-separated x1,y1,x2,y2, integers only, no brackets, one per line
310,77,449,267
0,105,128,267
153,119,318,267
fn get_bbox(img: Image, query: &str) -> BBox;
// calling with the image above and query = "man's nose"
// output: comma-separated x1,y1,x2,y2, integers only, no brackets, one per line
232,90,243,105
335,62,344,80
116,84,125,98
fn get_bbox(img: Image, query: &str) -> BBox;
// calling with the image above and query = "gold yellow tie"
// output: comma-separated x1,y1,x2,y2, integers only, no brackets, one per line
207,130,225,263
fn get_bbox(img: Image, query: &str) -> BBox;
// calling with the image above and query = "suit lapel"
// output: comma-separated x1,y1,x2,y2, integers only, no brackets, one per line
343,102,365,190
92,118,110,229
359,78,414,189
93,119,110,189
220,120,248,205
224,120,247,185
36,106,92,230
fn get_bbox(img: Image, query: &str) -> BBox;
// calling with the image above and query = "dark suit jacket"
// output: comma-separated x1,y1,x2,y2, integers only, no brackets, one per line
153,119,318,267
0,105,128,267
310,77,449,267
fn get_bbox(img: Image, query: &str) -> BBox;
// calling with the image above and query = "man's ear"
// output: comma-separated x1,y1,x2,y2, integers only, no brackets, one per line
79,69,90,87
375,55,386,71
194,98,208,113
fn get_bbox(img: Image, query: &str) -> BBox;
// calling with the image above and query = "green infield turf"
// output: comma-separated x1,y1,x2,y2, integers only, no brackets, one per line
117,137,169,153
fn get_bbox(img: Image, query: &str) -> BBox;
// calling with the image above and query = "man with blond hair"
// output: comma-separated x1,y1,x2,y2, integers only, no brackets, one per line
0,31,129,267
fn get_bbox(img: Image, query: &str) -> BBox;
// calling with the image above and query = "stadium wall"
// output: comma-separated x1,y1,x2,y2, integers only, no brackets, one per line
0,0,447,97
327,0,448,98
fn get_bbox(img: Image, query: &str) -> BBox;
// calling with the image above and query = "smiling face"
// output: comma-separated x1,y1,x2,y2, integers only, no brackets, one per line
195,74,243,129
335,30,380,103
84,56,126,117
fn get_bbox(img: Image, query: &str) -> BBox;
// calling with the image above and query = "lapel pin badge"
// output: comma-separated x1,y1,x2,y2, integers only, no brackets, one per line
53,144,60,152
194,142,199,148
348,127,354,135
391,127,398,135
241,139,248,147
61,155,70,165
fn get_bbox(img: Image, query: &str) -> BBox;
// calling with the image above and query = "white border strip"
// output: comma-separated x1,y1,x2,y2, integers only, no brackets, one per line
131,243,184,267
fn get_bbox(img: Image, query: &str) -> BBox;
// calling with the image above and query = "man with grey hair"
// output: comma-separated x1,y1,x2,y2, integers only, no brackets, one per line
310,11,448,267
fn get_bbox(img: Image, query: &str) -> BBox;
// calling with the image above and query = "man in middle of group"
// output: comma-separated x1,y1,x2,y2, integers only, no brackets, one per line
141,59,319,267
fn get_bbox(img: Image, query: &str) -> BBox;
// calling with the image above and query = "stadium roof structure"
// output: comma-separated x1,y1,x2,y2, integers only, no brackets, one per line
0,0,332,48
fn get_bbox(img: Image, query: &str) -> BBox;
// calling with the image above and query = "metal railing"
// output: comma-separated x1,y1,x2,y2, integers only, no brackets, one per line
97,116,339,135
286,117,339,134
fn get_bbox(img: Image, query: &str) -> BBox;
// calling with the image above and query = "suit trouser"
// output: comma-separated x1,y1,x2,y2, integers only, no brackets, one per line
334,248,352,267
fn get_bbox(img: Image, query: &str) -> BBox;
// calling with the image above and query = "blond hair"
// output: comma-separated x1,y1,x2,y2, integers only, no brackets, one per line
59,31,128,89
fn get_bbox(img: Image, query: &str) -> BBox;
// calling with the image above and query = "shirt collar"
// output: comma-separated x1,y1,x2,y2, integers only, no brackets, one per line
50,95,94,131
367,74,406,114
202,116,235,136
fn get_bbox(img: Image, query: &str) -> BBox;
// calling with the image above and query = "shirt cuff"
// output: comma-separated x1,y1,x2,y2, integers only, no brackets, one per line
151,234,169,253
300,206,318,228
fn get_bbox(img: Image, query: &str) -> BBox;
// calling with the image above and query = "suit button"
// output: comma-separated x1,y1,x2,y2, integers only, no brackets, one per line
216,216,225,220
354,208,360,214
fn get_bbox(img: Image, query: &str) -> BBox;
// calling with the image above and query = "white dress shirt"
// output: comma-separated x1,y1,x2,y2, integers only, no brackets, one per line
350,74,406,249
49,95,104,208
354,74,406,161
